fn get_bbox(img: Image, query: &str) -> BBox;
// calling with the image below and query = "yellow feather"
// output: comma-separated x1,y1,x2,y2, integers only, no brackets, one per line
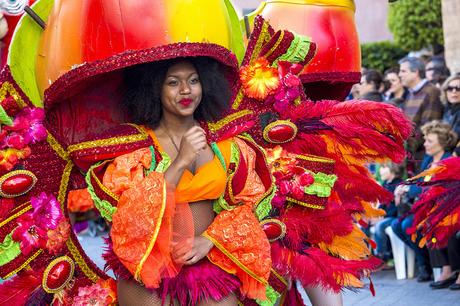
318,226,371,260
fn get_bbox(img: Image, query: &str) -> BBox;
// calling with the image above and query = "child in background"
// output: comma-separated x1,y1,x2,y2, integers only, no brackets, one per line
374,162,404,267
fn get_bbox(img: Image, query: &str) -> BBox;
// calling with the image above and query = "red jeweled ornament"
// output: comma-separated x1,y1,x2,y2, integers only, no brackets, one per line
263,120,298,144
42,256,75,293
0,170,37,198
260,219,286,242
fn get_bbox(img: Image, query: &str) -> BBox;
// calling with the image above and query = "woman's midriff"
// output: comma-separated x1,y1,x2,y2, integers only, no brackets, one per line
189,199,215,235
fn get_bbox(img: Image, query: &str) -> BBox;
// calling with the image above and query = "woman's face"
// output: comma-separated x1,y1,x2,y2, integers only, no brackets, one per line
161,60,202,118
385,72,403,94
446,79,460,104
358,75,374,97
423,133,443,156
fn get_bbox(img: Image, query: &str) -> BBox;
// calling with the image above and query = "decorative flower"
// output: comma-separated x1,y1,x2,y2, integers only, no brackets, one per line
31,192,64,230
11,192,65,255
265,61,305,114
0,106,46,171
11,213,47,255
73,279,117,305
46,220,70,254
266,146,297,175
0,147,31,173
240,57,280,100
299,172,315,186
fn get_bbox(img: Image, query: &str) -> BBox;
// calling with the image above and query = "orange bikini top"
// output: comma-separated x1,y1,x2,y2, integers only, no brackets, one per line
146,129,231,203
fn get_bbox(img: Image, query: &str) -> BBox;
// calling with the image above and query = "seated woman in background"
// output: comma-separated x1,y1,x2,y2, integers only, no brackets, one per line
393,120,457,282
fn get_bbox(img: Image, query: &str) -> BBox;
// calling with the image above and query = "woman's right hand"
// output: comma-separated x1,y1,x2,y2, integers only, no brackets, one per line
394,184,409,206
175,126,207,167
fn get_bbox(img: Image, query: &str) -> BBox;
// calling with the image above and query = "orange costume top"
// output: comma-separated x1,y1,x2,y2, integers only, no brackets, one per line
95,127,273,300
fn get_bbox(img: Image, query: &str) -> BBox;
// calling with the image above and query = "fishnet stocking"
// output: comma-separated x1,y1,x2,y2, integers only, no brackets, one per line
118,280,238,306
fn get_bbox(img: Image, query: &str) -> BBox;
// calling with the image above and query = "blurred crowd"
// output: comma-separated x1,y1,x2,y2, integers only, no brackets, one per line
354,54,460,291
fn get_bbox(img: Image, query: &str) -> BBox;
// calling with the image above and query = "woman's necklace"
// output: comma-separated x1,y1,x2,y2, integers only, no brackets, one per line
161,122,181,152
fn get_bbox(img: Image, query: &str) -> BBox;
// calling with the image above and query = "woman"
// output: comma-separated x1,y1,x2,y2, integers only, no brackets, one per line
88,57,273,305
442,75,460,144
393,121,458,282
384,67,408,107
357,69,384,102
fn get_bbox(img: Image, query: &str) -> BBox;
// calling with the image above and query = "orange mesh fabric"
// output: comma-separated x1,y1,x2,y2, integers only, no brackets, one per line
105,149,194,289
204,138,272,300
146,128,231,203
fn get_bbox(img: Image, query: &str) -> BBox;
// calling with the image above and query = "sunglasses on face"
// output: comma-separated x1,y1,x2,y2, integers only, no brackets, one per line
447,86,460,92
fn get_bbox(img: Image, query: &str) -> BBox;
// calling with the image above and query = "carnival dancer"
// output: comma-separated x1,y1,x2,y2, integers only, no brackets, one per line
0,1,275,305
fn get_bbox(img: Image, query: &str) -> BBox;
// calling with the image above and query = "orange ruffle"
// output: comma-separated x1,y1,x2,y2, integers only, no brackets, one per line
204,138,272,300
105,149,193,288
67,188,94,212
103,147,152,197
204,205,271,300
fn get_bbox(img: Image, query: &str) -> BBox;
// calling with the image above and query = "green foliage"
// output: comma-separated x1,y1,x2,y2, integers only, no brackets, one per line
361,41,407,72
388,0,443,51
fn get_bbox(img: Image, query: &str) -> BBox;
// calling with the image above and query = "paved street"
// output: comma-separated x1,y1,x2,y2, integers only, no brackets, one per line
80,235,459,306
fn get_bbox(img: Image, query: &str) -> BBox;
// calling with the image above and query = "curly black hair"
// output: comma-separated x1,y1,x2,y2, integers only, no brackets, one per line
122,57,231,129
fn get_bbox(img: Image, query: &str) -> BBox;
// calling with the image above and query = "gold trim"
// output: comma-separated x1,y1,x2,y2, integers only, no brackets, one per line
231,89,245,110
203,232,268,285
208,109,254,132
42,256,75,293
0,204,32,228
66,238,99,282
2,249,43,279
58,161,73,207
0,170,37,198
263,30,285,60
67,124,148,153
296,153,335,164
260,219,287,242
135,180,167,281
48,132,100,282
265,0,355,10
0,81,27,109
270,268,288,287
250,21,271,65
262,120,298,144
47,133,70,161
286,196,325,209
91,165,119,201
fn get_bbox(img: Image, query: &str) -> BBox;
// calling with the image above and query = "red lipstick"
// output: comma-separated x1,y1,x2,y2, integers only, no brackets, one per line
179,98,193,107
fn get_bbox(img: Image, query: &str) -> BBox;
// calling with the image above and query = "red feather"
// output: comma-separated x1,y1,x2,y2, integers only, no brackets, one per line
408,157,460,248
0,270,42,305
369,277,376,297
286,99,412,164
271,243,382,293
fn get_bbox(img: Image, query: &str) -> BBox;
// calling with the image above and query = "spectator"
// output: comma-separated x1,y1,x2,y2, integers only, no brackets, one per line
399,57,444,173
358,69,384,101
425,56,450,88
441,75,460,139
384,67,408,107
392,121,456,282
374,163,403,266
